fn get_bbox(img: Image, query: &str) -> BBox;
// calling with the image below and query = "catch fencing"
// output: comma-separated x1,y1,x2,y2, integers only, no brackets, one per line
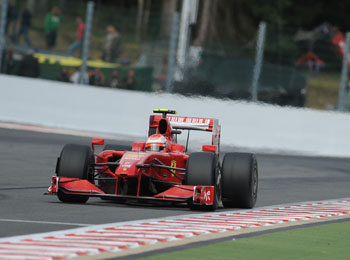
0,1,350,111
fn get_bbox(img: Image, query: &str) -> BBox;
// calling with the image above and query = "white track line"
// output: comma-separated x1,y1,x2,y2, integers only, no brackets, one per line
0,219,92,226
0,121,138,141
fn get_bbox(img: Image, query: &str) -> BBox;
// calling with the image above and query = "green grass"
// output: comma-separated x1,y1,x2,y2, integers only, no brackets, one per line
305,72,341,110
142,220,350,260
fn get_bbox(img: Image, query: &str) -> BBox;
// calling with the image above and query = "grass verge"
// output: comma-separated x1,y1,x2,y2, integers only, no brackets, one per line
142,220,350,260
305,73,340,110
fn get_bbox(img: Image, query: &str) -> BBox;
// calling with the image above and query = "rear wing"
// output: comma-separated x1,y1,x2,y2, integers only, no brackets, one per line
149,115,221,147
169,116,221,149
168,116,214,132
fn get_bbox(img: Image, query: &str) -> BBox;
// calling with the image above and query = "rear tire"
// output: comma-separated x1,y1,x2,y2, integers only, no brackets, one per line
185,152,221,211
56,144,94,203
222,153,258,208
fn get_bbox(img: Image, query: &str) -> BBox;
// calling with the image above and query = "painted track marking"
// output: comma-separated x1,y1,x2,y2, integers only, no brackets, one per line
0,198,349,259
0,219,92,226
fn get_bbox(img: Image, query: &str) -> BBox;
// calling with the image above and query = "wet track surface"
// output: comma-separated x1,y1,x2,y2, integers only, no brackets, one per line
1,127,350,238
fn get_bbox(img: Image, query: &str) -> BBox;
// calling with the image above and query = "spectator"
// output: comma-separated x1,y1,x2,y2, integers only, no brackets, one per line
70,67,89,84
68,17,85,56
122,69,137,90
109,69,120,88
187,38,203,69
89,68,105,86
44,6,63,48
1,45,15,74
17,8,32,47
18,50,40,78
101,25,122,63
295,51,325,73
57,67,70,82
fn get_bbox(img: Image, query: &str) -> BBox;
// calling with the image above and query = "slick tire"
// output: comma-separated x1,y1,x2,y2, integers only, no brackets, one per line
222,153,258,208
56,144,94,203
185,152,221,211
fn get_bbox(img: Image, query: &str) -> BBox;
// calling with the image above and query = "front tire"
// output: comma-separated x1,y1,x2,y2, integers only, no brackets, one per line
185,152,221,211
56,144,94,203
222,153,258,208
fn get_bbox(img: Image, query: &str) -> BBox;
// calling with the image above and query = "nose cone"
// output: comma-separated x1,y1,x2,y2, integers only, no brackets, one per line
116,152,145,177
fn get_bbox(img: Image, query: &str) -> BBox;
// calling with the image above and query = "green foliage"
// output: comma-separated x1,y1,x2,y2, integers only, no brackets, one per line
241,0,350,31
243,0,292,26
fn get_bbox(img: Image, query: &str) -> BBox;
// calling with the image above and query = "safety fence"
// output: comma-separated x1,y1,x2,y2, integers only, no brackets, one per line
0,1,349,111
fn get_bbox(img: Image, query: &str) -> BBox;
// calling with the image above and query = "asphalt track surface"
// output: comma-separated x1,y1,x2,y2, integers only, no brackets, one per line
1,127,350,239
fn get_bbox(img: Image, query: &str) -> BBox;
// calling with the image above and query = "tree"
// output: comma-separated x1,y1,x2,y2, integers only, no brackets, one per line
141,0,151,39
26,0,35,12
198,0,211,43
135,0,144,40
159,0,177,38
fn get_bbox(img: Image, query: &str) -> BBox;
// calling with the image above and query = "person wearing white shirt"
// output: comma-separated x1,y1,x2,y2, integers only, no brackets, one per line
187,38,203,69
70,67,89,84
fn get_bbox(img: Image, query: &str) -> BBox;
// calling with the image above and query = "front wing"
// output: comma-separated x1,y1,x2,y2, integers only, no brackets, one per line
47,177,215,206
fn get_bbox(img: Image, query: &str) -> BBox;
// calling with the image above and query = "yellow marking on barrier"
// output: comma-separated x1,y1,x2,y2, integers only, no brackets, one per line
49,57,56,64
33,53,121,68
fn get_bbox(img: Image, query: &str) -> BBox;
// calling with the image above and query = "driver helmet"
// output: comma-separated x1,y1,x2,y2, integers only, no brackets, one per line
145,134,168,152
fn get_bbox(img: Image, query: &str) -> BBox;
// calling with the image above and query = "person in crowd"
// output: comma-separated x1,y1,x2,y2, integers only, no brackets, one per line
68,17,85,56
70,66,89,84
44,6,63,48
18,50,40,78
1,45,15,74
17,7,32,47
295,51,325,73
187,38,203,69
101,25,122,63
89,68,105,86
109,69,120,88
57,67,70,82
122,69,137,90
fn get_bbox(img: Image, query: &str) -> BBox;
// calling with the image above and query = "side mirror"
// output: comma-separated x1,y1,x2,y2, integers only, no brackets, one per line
92,138,104,151
202,145,216,153
92,138,105,146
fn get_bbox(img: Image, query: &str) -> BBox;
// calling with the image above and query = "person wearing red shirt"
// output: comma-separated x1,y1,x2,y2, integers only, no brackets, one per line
68,17,85,56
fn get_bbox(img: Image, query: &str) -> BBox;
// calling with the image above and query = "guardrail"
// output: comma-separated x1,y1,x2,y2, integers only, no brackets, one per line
1,74,349,157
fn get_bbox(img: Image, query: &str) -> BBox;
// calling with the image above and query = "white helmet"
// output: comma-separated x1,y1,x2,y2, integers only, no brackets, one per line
145,134,168,152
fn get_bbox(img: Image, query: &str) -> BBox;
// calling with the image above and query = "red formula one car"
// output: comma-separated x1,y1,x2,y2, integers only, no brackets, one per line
47,109,258,210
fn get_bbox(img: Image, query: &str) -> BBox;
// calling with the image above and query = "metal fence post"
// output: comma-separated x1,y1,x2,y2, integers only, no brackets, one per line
174,0,190,81
0,0,9,73
80,1,94,84
251,22,266,102
165,12,179,93
337,32,350,111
